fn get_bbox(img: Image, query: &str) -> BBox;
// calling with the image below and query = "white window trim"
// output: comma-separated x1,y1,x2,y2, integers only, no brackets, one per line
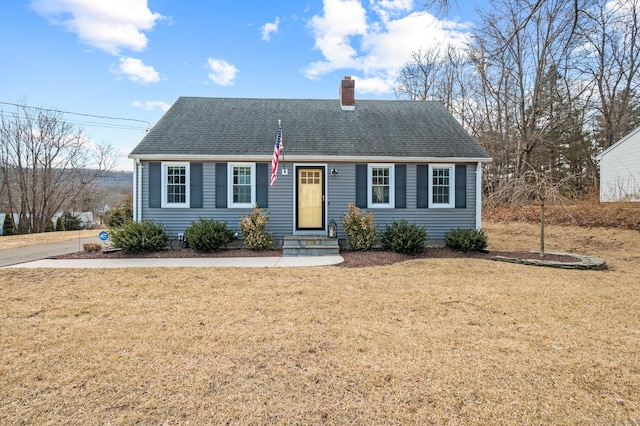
367,163,395,208
428,164,455,208
228,162,256,208
161,161,190,208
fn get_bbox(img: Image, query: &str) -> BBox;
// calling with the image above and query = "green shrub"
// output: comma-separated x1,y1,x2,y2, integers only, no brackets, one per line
2,213,15,236
186,218,235,252
341,203,377,250
381,220,427,255
55,216,65,231
239,206,273,250
62,211,83,230
105,197,133,227
44,220,55,232
444,228,488,252
109,220,168,253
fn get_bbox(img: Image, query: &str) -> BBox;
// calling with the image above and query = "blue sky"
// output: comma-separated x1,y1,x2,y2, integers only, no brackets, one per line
0,0,483,170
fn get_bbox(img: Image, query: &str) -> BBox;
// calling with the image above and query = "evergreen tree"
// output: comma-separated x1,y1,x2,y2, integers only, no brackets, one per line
61,212,83,231
44,220,55,232
2,213,15,236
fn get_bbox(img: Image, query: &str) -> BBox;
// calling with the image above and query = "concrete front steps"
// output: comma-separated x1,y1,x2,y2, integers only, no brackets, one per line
282,236,340,256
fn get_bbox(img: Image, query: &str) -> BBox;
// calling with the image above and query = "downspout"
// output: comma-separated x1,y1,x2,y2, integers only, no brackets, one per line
475,162,482,230
134,159,143,222
132,159,138,222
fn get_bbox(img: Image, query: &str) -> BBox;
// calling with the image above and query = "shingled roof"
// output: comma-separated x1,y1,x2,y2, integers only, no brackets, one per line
129,95,490,162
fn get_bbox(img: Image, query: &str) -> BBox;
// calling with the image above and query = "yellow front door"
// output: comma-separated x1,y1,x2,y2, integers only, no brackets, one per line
297,167,324,229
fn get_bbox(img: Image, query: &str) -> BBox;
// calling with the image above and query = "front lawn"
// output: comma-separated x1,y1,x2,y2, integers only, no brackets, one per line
1,221,638,424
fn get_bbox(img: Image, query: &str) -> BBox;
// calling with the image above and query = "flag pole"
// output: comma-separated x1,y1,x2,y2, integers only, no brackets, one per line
279,120,285,172
271,119,284,186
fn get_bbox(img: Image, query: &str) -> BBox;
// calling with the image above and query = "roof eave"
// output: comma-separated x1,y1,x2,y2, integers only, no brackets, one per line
596,125,640,160
128,154,492,163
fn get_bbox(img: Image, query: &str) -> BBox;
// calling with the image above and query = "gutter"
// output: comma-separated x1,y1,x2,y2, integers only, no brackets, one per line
128,154,493,163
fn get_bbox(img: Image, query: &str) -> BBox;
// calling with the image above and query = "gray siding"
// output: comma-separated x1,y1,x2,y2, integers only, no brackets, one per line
327,163,477,240
140,161,477,242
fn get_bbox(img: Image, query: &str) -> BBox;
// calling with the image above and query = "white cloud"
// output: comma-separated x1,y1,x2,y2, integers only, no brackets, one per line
306,0,368,78
353,75,398,94
305,0,471,93
372,0,414,23
133,100,171,112
111,57,160,84
262,17,280,41
31,0,164,55
207,58,238,86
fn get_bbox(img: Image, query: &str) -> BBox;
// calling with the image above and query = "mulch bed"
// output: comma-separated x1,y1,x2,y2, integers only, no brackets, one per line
57,247,580,268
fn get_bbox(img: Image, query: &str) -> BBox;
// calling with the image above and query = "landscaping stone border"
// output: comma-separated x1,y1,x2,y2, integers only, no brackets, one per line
493,252,607,270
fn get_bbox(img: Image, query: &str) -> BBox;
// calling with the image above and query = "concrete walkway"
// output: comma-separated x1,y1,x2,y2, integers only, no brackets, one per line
0,235,344,269
2,255,344,269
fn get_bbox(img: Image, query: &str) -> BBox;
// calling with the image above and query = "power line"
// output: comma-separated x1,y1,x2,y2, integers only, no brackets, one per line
0,100,153,130
0,110,149,132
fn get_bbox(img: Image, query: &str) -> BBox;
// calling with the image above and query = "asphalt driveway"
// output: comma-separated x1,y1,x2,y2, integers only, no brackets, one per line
0,236,101,267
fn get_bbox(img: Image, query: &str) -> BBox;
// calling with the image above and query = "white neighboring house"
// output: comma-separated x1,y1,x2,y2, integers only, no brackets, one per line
0,212,94,234
597,126,640,202
51,212,95,229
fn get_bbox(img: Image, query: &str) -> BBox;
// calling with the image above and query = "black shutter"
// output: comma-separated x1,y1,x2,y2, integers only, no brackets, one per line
256,163,268,208
395,164,406,208
455,164,467,208
416,164,429,208
215,163,227,208
149,162,161,208
355,164,367,208
190,163,203,208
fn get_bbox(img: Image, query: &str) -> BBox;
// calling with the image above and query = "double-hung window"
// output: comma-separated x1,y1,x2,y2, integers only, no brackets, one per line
429,164,455,208
228,163,256,208
368,164,394,208
161,162,189,208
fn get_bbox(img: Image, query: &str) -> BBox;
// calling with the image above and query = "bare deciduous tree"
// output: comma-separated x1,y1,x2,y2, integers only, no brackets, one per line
401,0,640,201
577,0,640,150
0,104,117,234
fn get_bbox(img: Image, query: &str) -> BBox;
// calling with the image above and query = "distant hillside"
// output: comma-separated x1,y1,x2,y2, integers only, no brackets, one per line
95,170,132,189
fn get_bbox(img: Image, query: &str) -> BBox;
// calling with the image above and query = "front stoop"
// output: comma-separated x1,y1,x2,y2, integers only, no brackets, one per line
282,236,340,256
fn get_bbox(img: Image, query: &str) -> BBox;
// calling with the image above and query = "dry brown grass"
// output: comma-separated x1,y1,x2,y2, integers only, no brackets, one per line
1,222,639,424
0,230,97,250
485,201,640,230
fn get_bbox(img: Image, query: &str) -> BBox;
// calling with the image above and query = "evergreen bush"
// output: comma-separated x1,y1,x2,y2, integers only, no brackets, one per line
381,220,427,255
341,203,377,250
186,218,235,252
2,213,15,236
62,212,83,230
239,206,273,250
109,220,168,253
444,228,488,252
104,198,133,227
44,220,56,232
55,216,65,231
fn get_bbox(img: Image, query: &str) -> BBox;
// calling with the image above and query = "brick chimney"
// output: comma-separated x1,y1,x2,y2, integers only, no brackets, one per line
340,76,355,110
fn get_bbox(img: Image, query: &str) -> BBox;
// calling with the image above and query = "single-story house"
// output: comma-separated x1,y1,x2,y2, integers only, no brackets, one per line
597,126,640,202
128,77,491,247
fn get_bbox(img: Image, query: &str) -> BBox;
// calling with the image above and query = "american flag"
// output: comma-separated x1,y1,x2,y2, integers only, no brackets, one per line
270,124,283,186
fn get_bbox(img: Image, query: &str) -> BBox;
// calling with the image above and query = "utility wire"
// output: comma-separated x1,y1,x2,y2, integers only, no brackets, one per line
0,100,153,130
0,110,148,131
